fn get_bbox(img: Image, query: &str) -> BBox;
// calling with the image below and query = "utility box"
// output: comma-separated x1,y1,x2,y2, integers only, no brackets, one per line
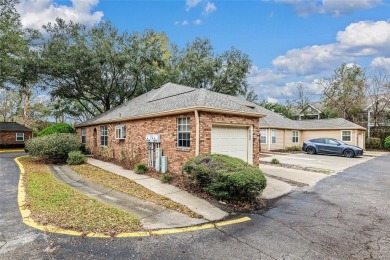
161,156,168,173
155,148,162,172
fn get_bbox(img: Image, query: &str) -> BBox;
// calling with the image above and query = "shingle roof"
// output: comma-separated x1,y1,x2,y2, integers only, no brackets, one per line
259,108,365,130
77,83,265,127
0,122,32,132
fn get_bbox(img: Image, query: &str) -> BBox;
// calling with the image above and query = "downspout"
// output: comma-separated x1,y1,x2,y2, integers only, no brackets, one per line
195,110,200,156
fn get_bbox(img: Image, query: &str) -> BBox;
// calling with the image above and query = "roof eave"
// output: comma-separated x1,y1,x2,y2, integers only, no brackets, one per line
76,106,265,128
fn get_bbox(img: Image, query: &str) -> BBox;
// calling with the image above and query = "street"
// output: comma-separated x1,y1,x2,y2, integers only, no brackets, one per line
1,152,389,259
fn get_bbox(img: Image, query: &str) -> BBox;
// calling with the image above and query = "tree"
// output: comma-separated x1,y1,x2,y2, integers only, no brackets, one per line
41,19,173,117
0,88,20,121
259,100,294,119
0,0,25,86
174,38,252,97
366,69,390,127
321,64,366,123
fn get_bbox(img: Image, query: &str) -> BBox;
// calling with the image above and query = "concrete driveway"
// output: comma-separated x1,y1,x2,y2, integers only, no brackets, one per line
260,153,375,173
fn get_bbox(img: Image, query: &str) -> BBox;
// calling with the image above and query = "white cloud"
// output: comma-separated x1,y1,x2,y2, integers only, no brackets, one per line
186,0,202,10
204,2,216,15
194,19,202,25
17,0,103,31
371,57,390,72
266,97,279,104
247,66,286,85
273,20,390,75
275,0,382,16
182,20,189,26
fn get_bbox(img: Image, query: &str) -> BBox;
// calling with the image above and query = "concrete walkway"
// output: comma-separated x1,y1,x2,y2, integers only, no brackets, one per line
260,164,329,187
50,165,208,229
260,176,292,199
86,158,228,221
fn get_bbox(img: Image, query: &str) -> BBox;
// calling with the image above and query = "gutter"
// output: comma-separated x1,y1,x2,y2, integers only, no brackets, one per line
195,110,200,156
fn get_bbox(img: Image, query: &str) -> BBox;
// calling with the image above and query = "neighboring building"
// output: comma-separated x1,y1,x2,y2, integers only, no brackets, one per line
258,107,366,151
0,122,33,148
293,95,390,137
75,83,265,174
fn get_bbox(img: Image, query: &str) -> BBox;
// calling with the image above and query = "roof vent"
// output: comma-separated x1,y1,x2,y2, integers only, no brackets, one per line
245,105,256,109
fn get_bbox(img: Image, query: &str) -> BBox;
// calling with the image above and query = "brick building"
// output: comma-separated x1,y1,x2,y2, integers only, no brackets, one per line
76,83,265,174
0,122,33,148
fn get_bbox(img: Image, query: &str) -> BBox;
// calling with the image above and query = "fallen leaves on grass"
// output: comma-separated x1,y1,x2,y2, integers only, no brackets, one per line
20,157,142,235
70,164,202,219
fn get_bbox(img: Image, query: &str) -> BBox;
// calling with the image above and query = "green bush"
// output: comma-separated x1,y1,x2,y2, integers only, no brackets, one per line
161,173,172,183
271,158,280,164
67,151,86,165
366,137,381,149
25,133,81,162
384,136,390,150
37,123,75,137
184,154,266,202
285,145,302,151
134,163,147,174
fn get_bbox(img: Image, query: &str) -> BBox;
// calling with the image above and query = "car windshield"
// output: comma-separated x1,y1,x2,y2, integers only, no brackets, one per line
337,140,346,145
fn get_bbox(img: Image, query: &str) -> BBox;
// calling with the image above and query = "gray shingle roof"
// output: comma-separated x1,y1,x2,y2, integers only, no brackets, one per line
0,122,32,132
77,83,265,127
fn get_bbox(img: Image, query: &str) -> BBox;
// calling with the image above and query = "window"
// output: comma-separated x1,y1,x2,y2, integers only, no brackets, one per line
260,129,267,144
292,130,299,143
81,128,86,144
100,126,108,146
341,130,352,142
271,129,276,144
115,125,126,140
177,117,190,148
16,133,24,141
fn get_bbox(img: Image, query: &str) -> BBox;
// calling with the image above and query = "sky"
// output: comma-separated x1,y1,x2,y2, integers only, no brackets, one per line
16,0,390,104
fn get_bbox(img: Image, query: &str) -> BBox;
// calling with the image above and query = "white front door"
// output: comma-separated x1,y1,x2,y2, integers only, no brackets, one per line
358,133,364,148
211,126,251,163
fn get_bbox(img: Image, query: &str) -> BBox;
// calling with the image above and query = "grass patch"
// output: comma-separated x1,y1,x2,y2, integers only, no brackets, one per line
20,157,141,235
70,164,202,219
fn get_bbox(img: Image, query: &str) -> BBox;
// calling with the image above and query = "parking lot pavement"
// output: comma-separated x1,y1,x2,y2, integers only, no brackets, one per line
260,153,374,173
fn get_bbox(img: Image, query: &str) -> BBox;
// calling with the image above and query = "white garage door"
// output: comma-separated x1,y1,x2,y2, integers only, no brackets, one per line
211,126,249,163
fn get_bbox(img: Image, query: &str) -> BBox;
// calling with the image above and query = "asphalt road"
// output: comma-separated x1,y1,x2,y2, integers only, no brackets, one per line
1,152,389,259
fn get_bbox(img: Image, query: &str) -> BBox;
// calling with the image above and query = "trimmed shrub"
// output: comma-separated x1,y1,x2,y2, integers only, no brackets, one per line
25,133,81,162
37,123,75,137
271,158,280,164
134,163,147,174
161,173,172,183
67,151,86,165
285,145,302,151
184,154,267,202
384,136,390,150
366,137,381,149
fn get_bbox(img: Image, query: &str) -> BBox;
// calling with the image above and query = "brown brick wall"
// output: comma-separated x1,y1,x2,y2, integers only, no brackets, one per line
77,111,260,175
0,131,32,148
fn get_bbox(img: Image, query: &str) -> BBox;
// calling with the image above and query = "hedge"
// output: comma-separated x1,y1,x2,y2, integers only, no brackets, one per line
184,154,267,202
37,123,75,137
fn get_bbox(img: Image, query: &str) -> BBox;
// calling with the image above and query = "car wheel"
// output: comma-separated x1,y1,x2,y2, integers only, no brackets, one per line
343,149,355,158
307,147,316,155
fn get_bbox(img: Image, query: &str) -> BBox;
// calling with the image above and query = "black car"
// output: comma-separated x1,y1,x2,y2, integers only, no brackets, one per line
302,138,363,158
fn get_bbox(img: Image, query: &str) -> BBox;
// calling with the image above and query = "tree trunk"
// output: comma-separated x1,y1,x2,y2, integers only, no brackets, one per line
23,94,29,125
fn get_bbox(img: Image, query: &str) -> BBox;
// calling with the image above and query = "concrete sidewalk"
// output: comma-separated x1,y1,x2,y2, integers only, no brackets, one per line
87,158,228,221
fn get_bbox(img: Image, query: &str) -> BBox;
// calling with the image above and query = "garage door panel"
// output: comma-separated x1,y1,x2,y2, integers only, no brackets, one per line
211,126,248,162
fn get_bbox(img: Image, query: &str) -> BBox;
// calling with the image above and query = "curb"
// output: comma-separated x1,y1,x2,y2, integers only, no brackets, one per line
0,149,25,153
14,156,251,238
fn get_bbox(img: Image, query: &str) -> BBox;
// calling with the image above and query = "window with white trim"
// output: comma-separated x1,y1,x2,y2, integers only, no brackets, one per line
271,129,276,144
16,133,24,141
292,130,299,143
177,117,190,148
341,130,352,142
260,129,267,144
115,125,126,140
100,126,108,146
81,128,86,144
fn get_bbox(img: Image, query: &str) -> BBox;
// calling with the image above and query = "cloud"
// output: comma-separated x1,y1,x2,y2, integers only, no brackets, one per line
266,97,279,104
186,0,202,10
194,19,202,25
273,20,390,75
204,2,216,15
182,20,189,26
371,57,390,72
275,0,382,16
17,0,103,31
247,66,286,85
